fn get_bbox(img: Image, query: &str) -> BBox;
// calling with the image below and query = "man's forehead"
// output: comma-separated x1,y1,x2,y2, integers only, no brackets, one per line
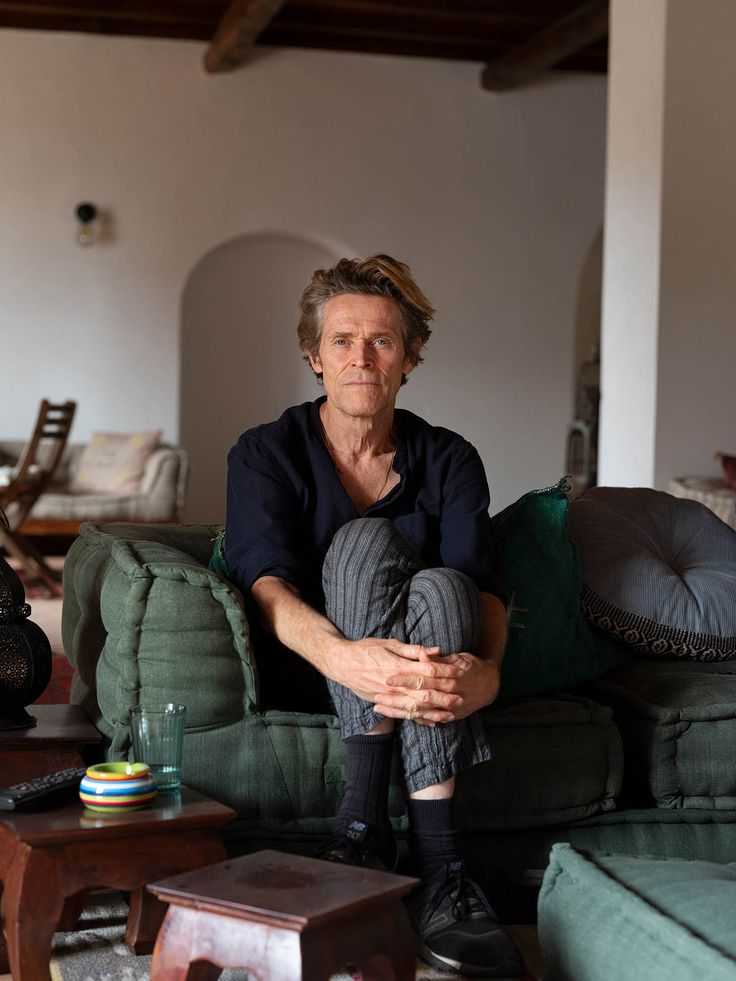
322,295,402,332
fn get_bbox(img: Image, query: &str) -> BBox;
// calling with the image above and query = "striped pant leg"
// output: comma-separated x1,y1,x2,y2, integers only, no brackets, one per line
322,517,492,794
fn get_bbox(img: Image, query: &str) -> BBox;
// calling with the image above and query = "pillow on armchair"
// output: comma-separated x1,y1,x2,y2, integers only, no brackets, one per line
70,431,161,494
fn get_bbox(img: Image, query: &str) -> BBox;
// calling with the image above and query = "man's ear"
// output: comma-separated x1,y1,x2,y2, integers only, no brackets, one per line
308,352,322,373
403,340,422,375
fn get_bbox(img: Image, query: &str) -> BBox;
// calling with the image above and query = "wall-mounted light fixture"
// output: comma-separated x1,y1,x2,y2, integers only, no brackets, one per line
75,202,98,246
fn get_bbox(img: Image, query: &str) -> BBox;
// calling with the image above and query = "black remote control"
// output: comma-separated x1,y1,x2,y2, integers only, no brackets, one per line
0,767,87,810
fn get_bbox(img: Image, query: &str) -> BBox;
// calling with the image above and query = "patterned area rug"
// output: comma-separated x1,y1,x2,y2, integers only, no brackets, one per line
50,892,524,981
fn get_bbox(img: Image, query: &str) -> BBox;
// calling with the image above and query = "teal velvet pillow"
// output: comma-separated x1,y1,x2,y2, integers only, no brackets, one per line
208,526,230,579
492,480,631,701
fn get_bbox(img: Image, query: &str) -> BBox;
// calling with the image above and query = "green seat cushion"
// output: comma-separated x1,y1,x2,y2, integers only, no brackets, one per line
491,481,631,701
538,844,736,981
587,658,736,808
209,693,623,836
456,694,623,830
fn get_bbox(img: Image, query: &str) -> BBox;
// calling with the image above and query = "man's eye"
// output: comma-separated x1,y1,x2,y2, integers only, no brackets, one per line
374,338,390,347
333,338,348,346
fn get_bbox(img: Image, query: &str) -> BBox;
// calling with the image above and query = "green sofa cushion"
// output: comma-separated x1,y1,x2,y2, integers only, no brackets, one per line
63,522,257,753
456,694,623,831
492,481,631,701
538,844,736,981
587,658,736,808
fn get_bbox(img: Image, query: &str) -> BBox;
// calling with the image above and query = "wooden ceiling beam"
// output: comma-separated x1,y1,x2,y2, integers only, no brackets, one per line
204,0,287,73
481,0,608,91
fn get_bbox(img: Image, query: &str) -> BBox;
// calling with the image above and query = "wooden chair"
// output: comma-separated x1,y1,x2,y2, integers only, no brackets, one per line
0,400,76,595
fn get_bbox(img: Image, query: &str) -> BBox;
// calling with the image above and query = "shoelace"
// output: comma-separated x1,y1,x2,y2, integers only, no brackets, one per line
427,871,492,923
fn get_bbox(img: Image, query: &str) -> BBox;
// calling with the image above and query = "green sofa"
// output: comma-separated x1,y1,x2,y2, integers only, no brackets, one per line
61,486,736,910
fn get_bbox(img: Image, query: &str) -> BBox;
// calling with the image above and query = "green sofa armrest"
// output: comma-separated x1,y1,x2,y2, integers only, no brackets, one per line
62,522,257,754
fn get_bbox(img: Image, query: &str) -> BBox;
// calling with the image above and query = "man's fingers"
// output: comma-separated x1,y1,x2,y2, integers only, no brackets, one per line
377,689,462,711
385,641,441,661
374,702,454,725
386,659,467,688
385,672,463,690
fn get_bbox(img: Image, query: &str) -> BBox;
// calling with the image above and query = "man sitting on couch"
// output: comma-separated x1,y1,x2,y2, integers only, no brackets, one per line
225,253,523,979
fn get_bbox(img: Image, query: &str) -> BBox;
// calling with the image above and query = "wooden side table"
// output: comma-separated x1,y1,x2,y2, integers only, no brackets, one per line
0,786,236,981
0,703,103,786
148,850,420,981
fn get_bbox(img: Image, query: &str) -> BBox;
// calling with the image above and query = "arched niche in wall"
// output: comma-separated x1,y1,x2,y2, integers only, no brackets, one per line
180,231,342,523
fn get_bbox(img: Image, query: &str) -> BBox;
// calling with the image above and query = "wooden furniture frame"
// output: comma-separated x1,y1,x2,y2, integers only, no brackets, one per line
0,703,102,787
148,849,420,981
0,400,76,595
0,787,235,981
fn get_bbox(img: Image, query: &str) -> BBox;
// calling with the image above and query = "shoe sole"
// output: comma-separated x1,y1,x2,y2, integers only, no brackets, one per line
418,939,525,979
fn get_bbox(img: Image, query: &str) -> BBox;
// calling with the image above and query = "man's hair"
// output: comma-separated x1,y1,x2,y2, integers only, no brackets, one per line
297,254,434,382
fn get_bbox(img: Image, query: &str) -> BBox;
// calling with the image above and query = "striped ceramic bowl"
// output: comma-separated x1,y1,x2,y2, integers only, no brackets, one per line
79,762,158,812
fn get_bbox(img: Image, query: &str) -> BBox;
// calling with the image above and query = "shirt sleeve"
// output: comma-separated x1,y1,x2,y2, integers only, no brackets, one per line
439,441,507,604
225,435,305,595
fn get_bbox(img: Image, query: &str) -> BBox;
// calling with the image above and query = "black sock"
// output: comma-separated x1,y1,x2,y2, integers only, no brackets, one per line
408,797,460,882
335,732,395,862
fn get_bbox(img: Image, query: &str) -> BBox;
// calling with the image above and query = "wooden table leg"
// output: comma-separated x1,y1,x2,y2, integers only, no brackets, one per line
2,845,65,981
126,832,227,955
57,888,89,931
126,886,168,955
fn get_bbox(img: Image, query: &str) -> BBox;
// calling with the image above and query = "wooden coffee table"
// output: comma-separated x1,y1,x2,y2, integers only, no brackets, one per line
148,849,420,980
0,703,103,786
0,786,236,981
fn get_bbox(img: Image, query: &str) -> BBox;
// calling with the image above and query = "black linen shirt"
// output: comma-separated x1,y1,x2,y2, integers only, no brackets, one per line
225,397,506,615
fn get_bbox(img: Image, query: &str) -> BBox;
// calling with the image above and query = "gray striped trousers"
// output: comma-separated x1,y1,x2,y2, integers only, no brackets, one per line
322,517,492,794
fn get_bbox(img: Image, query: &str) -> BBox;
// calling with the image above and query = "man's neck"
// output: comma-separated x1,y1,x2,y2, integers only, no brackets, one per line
320,401,395,459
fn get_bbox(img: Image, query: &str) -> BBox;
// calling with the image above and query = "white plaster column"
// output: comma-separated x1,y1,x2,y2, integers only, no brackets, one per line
600,0,736,487
598,0,667,486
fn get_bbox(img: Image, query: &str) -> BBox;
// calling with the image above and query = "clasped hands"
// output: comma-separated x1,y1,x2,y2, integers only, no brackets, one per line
330,637,500,726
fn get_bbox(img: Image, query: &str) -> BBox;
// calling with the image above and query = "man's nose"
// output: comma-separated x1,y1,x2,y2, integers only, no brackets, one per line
352,341,373,366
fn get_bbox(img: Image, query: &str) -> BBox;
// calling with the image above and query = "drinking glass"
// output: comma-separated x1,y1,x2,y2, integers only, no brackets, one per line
129,703,186,791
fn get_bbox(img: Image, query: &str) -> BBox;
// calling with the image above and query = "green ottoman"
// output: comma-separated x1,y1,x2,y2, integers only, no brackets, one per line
538,844,736,980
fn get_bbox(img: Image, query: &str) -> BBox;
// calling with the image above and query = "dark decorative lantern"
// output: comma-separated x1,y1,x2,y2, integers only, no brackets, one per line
0,507,52,729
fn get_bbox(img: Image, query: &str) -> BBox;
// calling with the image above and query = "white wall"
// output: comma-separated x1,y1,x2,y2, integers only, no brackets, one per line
0,29,607,515
655,0,736,487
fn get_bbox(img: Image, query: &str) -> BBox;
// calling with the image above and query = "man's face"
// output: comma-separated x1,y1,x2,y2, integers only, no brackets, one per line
309,294,417,420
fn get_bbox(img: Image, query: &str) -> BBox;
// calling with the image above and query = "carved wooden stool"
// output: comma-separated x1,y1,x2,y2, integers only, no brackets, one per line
147,849,420,981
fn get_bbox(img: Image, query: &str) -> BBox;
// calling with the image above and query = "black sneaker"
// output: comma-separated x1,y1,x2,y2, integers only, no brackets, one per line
406,861,525,978
316,820,397,871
